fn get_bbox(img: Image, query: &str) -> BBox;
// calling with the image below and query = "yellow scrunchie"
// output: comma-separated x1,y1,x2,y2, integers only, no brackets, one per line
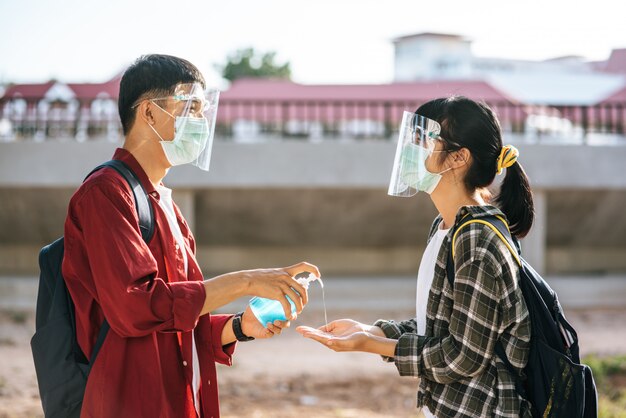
496,145,519,174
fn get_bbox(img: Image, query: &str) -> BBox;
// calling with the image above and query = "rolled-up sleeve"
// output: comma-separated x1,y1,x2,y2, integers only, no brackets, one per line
73,178,206,337
170,282,206,331
209,314,237,366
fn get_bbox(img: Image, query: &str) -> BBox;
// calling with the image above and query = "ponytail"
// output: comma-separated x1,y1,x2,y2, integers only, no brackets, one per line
494,161,534,238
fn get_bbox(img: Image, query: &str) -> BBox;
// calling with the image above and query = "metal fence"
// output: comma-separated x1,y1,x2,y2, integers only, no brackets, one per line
1,101,625,142
215,100,626,141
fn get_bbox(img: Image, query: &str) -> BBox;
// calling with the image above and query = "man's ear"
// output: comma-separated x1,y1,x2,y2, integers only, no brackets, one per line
137,101,155,126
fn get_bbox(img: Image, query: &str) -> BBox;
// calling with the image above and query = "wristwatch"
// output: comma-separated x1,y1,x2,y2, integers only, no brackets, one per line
232,311,255,342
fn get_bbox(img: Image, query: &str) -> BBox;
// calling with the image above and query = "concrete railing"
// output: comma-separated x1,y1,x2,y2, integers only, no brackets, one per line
2,139,626,189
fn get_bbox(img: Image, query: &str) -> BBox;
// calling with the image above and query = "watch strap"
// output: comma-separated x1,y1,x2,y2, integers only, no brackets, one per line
232,311,255,342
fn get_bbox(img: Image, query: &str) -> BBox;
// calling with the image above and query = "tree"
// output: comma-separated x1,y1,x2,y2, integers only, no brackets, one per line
217,48,291,82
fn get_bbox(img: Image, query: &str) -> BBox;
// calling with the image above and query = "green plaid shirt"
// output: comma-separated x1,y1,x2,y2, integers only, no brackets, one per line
375,205,531,418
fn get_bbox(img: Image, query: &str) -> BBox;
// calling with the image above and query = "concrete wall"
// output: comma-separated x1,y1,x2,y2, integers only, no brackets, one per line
1,140,625,276
3,140,626,189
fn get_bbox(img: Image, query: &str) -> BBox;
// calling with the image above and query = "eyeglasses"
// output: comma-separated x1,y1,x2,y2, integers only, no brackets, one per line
132,95,211,114
411,125,443,148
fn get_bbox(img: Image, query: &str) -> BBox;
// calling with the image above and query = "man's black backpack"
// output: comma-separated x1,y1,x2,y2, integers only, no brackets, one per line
446,214,598,418
31,160,154,418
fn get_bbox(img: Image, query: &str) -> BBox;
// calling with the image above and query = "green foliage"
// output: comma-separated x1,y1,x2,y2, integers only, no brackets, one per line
598,396,626,418
584,354,626,386
216,48,291,82
583,354,626,418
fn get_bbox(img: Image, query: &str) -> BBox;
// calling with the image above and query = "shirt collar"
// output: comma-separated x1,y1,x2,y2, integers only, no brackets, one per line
454,205,506,225
112,148,159,197
430,205,506,240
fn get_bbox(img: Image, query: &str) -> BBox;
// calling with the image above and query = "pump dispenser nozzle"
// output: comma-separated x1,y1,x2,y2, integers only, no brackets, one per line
296,273,323,290
249,272,324,327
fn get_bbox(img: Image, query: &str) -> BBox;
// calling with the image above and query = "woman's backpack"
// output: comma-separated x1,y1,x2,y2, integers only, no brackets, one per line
446,214,598,418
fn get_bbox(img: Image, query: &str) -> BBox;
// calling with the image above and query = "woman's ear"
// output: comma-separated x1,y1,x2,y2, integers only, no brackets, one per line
450,148,471,169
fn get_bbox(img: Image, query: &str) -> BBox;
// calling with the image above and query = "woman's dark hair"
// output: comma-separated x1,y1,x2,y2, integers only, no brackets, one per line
118,54,206,135
416,96,534,238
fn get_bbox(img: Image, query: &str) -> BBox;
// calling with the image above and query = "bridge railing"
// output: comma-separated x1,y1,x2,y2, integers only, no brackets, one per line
1,100,624,142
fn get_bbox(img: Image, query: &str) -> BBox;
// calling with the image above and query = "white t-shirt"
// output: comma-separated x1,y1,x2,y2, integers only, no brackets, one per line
416,224,450,334
415,223,450,418
156,185,201,418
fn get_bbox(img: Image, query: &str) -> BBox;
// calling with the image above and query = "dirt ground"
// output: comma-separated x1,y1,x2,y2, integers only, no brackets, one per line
1,305,626,418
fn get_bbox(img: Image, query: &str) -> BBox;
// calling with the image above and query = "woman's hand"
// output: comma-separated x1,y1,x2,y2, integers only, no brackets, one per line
297,319,396,356
297,325,373,352
318,319,385,337
241,305,290,339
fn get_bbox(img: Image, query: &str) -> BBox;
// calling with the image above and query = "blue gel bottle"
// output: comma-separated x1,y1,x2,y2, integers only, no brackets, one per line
249,273,322,327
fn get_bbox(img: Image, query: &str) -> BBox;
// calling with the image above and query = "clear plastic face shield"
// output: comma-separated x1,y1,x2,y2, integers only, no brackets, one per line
148,83,220,171
388,111,443,197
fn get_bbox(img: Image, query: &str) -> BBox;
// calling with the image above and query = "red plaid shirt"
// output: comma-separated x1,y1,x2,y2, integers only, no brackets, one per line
63,148,235,418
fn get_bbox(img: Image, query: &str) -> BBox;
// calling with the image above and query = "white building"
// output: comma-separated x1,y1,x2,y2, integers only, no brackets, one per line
393,32,626,105
393,33,474,81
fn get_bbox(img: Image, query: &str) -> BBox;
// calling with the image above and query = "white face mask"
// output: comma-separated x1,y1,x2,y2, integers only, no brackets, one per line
399,143,451,194
149,102,210,166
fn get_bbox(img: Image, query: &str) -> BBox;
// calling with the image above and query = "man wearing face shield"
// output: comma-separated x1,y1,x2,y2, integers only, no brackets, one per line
62,54,320,418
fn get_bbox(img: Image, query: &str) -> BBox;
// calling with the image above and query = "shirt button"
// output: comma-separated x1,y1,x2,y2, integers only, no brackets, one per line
182,360,188,366
175,243,180,250
207,379,211,385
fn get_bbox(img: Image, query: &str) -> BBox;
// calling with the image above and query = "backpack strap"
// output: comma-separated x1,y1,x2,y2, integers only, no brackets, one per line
446,214,521,291
446,214,527,398
85,160,155,243
451,215,521,266
83,159,155,366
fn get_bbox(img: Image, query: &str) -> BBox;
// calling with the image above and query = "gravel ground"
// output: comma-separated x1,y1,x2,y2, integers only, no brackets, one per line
1,276,625,417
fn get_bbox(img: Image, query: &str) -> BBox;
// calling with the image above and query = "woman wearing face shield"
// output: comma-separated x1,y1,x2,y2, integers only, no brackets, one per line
299,96,533,418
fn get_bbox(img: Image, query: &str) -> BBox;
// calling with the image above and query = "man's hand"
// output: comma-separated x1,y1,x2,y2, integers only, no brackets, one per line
241,262,321,319
241,305,290,339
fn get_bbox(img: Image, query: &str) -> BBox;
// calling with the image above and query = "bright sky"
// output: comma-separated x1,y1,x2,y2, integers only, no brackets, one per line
1,0,625,86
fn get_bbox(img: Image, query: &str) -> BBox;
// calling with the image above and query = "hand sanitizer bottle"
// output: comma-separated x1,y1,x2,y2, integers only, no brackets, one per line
249,273,322,327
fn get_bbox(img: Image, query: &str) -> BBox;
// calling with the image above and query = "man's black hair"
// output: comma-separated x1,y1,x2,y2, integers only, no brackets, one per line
118,54,206,135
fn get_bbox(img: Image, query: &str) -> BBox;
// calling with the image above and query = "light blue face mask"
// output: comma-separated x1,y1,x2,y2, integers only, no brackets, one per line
149,102,210,166
399,143,451,195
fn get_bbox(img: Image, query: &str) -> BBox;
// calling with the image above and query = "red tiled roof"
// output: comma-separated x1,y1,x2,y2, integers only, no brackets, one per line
221,78,516,103
603,49,626,74
2,80,56,100
1,75,121,102
598,85,626,104
68,76,120,100
218,79,518,123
